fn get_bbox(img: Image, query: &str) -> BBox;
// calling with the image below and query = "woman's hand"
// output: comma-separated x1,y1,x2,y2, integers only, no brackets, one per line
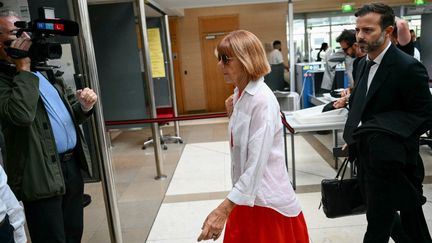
197,199,235,242
225,95,234,118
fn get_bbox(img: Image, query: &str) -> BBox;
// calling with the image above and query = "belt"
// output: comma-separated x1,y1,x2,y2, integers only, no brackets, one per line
59,150,75,162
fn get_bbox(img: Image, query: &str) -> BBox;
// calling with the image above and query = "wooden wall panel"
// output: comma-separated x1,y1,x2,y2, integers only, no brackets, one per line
176,0,414,112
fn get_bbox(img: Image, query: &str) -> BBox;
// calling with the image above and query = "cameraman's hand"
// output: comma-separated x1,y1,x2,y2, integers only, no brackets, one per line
76,88,98,113
8,34,32,71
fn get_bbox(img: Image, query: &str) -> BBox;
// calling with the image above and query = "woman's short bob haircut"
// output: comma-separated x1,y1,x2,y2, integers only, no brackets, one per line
217,30,270,81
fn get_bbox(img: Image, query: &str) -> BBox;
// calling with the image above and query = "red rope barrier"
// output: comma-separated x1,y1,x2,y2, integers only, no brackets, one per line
280,112,295,134
106,111,295,135
105,112,228,126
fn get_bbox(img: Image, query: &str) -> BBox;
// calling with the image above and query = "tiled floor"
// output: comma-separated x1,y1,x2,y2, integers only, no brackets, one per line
82,118,432,243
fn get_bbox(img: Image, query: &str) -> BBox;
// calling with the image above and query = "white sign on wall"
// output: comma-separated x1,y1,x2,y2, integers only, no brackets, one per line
0,0,30,22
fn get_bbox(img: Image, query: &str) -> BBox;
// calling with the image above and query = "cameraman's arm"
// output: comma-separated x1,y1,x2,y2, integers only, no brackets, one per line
0,71,39,126
0,34,39,126
54,76,96,124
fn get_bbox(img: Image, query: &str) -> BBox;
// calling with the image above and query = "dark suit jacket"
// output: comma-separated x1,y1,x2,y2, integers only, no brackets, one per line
350,45,432,209
348,44,432,163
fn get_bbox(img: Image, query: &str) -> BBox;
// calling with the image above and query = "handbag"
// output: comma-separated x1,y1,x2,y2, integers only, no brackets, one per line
320,158,366,218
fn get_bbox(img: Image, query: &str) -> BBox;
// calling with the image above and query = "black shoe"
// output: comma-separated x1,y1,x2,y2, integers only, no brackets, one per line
83,194,92,207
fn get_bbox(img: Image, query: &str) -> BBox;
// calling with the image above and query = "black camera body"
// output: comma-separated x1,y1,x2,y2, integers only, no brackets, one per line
5,18,79,64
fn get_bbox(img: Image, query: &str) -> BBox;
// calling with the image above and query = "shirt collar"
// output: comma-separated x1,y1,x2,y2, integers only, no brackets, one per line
366,41,391,65
243,76,265,96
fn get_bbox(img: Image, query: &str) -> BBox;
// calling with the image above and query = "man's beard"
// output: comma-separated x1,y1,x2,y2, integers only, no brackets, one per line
359,31,385,53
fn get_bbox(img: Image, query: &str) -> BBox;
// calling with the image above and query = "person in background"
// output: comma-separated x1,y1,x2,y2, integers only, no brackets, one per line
332,31,367,109
197,30,309,243
0,12,97,243
334,19,420,110
267,40,289,71
0,126,26,243
335,29,357,88
391,17,420,60
316,42,329,62
321,29,367,95
344,3,432,242
410,29,421,51
415,36,421,52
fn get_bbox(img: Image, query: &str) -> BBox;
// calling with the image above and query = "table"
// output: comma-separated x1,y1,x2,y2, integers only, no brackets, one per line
283,112,346,189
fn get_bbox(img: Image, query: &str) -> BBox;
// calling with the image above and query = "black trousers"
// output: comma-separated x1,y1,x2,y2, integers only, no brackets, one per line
0,215,14,243
356,133,432,243
23,155,84,243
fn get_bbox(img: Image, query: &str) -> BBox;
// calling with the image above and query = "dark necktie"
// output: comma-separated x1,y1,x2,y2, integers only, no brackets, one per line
343,60,375,145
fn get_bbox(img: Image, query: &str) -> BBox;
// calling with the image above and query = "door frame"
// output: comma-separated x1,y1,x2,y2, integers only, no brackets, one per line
198,15,239,112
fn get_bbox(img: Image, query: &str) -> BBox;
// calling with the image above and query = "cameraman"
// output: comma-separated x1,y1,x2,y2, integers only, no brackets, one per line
0,12,97,243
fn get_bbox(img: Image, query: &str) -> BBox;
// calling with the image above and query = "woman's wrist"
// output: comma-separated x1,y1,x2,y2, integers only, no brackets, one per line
219,199,236,216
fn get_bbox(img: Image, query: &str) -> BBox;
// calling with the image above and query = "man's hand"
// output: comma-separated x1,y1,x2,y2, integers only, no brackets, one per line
76,88,98,112
333,96,348,109
333,88,351,109
340,88,351,97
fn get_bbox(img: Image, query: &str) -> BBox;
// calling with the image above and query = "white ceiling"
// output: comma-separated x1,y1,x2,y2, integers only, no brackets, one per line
151,0,289,15
87,0,292,16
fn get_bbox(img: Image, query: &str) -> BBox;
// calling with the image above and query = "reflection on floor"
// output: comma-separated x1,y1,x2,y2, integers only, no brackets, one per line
82,118,432,243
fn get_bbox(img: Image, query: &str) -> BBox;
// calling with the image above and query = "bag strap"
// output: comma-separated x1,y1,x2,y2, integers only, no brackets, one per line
335,158,349,180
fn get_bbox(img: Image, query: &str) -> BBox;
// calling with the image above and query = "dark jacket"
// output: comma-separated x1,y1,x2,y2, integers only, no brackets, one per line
352,45,432,134
349,44,432,163
0,69,93,202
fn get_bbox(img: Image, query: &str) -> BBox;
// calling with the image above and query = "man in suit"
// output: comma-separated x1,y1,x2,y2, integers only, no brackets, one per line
0,12,97,243
343,3,432,243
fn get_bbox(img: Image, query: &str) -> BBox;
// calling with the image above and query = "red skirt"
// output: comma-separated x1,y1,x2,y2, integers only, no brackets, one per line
223,205,309,243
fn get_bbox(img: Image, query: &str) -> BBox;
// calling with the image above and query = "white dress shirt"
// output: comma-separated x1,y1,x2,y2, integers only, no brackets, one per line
366,42,392,92
0,165,27,243
227,77,302,217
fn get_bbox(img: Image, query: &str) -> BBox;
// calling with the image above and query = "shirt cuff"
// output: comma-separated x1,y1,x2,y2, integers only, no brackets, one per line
14,226,27,243
227,187,255,206
81,105,93,113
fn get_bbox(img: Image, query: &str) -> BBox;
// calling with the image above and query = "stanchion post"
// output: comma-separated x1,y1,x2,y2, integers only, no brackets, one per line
287,0,295,92
136,0,166,180
163,15,181,138
72,1,123,242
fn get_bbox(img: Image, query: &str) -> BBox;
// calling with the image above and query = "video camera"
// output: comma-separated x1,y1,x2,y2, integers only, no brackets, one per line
5,7,79,64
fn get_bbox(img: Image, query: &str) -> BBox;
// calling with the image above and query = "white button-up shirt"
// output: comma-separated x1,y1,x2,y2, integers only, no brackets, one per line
227,77,302,217
0,164,27,243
